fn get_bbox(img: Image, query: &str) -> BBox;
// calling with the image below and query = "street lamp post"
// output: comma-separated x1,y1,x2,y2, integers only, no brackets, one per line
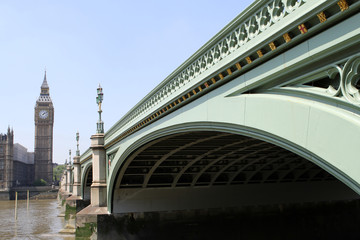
67,150,72,194
73,131,81,197
90,84,107,207
96,84,104,134
76,131,80,156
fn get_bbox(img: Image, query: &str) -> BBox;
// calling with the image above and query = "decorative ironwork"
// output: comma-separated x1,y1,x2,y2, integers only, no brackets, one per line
341,56,360,104
317,11,327,23
109,0,309,134
269,42,277,51
298,24,308,34
96,84,104,134
283,33,291,42
78,0,359,166
337,0,349,11
76,131,80,157
235,63,242,70
246,57,252,64
108,154,115,170
268,55,360,107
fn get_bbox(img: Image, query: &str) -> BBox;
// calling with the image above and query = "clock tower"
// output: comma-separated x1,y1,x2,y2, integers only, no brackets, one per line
34,71,54,183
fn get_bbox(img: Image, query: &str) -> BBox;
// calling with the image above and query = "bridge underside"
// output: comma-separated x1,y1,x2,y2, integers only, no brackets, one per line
113,131,358,213
82,166,92,201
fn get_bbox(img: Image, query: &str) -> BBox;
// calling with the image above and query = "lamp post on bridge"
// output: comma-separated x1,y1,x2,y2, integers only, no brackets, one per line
66,150,72,194
96,84,104,134
64,159,68,192
75,84,108,236
72,131,81,197
90,84,107,207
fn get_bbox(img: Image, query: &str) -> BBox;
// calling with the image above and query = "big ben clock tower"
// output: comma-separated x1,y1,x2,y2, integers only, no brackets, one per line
34,71,54,183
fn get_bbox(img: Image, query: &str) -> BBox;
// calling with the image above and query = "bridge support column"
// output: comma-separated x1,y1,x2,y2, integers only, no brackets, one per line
65,155,85,212
75,86,109,239
72,155,81,197
66,164,72,194
64,170,68,192
60,152,89,233
89,133,107,207
76,133,108,239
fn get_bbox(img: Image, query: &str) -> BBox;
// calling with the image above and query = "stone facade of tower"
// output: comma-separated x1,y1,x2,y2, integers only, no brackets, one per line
0,128,14,190
34,72,54,183
0,128,34,190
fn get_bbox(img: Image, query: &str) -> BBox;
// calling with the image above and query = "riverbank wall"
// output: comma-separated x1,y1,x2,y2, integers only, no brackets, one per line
0,186,59,200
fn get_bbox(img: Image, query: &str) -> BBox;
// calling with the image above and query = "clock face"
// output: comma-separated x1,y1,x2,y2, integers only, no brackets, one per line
39,110,49,119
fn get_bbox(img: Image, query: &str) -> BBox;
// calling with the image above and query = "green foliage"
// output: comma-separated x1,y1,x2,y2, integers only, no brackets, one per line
65,204,77,220
76,222,97,239
53,164,66,182
33,179,47,186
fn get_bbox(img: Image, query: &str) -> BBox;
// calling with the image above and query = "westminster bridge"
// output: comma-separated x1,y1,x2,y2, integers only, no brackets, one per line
60,0,360,238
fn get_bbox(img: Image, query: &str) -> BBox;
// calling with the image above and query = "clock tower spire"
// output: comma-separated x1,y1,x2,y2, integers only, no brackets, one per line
34,71,54,183
41,71,49,95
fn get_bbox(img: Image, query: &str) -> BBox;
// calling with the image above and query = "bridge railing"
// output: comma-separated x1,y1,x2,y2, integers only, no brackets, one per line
106,0,324,140
82,0,328,158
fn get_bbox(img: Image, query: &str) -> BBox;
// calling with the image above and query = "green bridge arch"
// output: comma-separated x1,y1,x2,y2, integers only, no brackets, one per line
75,0,360,213
107,90,360,212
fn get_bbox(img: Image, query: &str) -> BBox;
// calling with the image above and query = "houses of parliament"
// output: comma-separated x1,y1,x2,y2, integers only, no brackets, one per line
0,72,54,190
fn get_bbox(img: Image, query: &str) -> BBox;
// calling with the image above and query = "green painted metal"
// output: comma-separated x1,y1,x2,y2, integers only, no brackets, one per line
103,0,340,145
76,0,360,213
96,85,104,134
106,93,360,212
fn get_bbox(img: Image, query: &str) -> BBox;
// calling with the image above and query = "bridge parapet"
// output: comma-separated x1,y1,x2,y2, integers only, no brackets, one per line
78,0,360,163
104,0,330,146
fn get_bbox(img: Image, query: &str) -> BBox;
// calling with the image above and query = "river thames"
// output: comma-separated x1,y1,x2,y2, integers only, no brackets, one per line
0,199,74,240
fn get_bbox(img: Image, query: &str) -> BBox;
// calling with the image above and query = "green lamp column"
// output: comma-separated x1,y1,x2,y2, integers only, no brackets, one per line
72,132,81,197
90,84,107,207
67,150,72,194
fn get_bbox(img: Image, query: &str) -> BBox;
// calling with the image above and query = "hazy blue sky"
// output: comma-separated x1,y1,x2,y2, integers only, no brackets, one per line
0,0,253,164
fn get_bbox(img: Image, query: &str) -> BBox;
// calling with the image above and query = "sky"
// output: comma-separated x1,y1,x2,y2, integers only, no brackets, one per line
0,0,253,164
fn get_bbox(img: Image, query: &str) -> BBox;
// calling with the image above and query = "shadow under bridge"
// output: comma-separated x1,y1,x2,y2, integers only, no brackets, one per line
111,131,358,214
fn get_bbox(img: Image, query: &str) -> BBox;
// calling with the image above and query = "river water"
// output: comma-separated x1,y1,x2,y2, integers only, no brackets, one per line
0,199,74,240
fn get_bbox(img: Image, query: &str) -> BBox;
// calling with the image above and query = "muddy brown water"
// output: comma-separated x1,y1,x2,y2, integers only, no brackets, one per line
0,199,74,240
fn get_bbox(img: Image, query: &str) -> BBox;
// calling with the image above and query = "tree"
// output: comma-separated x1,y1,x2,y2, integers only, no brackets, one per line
34,179,47,186
53,164,66,182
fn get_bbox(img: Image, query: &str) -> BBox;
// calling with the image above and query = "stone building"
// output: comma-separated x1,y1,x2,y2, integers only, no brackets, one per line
0,128,34,190
0,71,54,191
0,128,13,190
13,143,34,186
